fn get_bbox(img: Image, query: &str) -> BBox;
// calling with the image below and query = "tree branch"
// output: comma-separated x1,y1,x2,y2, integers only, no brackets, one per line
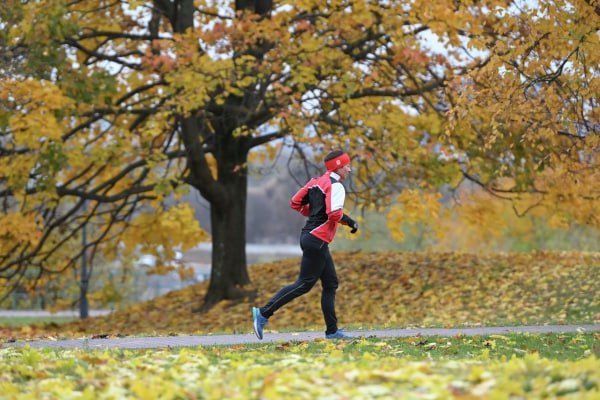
248,130,285,150
179,116,226,204
63,39,143,70
76,30,170,41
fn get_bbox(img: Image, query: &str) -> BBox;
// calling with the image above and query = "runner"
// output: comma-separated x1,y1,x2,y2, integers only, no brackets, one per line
252,150,359,340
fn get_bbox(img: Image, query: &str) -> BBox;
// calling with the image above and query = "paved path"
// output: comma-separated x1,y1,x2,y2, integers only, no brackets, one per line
0,310,112,318
4,324,600,350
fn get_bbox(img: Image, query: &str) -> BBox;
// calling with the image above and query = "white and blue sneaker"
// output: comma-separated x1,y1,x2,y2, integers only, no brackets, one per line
326,329,352,340
252,307,268,340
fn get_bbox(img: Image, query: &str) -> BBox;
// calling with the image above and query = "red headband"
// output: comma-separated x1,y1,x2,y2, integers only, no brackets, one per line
325,153,351,171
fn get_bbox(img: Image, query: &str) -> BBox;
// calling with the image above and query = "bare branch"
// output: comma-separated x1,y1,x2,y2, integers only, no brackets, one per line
248,130,285,150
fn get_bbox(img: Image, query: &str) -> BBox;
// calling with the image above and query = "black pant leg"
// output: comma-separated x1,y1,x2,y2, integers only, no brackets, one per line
320,248,339,334
260,233,326,318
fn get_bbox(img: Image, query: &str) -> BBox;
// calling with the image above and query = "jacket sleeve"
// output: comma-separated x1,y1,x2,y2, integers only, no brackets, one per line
290,183,310,216
327,182,345,222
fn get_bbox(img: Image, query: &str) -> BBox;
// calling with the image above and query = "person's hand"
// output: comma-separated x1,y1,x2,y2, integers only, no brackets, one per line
341,214,358,233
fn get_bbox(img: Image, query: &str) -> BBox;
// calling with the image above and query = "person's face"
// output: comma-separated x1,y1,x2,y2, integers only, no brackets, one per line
336,163,352,181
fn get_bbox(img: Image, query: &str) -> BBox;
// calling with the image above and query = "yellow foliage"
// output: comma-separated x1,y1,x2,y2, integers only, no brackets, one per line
121,203,209,259
384,183,600,253
387,190,445,244
336,214,364,241
205,154,218,180
177,265,196,281
2,0,599,312
444,0,600,233
2,80,73,145
0,212,42,254
1,347,600,399
548,213,571,231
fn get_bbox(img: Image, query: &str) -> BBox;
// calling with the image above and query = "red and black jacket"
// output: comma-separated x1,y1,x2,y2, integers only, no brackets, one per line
290,171,354,243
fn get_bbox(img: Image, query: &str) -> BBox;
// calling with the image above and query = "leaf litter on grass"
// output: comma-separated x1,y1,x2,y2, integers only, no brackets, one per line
1,334,599,399
1,251,599,341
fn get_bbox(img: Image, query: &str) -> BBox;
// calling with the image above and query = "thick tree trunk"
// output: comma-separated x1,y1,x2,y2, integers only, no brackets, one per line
176,0,273,312
201,169,253,309
180,117,257,312
194,123,255,310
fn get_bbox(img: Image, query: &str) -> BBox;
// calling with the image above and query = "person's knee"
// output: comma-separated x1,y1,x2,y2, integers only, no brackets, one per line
322,280,338,292
297,279,317,294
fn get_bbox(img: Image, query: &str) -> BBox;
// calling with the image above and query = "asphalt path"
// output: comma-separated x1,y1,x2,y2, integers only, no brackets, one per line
4,324,599,350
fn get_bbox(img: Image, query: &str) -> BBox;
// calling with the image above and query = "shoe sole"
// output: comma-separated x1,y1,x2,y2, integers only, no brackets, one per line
326,330,352,340
252,307,263,340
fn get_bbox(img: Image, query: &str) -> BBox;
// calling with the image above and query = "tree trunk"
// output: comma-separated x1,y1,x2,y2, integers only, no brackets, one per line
79,221,89,320
192,118,257,310
201,167,253,309
176,0,273,311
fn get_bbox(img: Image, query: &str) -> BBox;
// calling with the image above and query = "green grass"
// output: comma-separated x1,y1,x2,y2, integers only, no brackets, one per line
213,332,599,362
1,333,599,399
0,316,77,327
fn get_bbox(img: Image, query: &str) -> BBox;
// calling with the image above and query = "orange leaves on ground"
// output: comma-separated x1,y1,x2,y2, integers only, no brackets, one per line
4,250,598,341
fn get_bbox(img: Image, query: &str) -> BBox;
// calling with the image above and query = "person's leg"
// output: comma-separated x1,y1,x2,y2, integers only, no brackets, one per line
259,232,327,318
320,248,339,335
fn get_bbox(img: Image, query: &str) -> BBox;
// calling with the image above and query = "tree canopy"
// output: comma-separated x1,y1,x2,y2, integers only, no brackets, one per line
1,0,598,308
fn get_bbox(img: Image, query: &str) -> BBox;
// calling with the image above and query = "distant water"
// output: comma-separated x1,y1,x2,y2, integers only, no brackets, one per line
192,243,301,255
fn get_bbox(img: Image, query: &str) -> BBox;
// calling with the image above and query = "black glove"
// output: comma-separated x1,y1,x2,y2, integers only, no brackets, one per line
341,214,359,234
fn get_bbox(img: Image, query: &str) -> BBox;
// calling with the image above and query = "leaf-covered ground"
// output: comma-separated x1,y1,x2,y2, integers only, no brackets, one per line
1,333,599,399
3,251,600,341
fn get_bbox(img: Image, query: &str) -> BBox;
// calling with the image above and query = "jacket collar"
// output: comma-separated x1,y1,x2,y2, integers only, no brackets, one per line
329,171,341,181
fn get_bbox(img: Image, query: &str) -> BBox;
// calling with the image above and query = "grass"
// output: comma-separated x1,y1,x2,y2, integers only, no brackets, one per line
2,250,599,398
1,333,599,399
229,332,600,362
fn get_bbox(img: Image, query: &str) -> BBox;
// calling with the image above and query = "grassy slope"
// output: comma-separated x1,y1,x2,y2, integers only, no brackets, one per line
2,251,599,340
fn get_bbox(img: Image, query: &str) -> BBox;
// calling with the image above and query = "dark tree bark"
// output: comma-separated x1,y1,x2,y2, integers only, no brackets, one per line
202,142,252,309
191,0,273,310
191,111,256,309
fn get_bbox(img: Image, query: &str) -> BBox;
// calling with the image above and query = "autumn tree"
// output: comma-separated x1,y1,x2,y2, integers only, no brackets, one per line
2,0,597,310
385,0,599,247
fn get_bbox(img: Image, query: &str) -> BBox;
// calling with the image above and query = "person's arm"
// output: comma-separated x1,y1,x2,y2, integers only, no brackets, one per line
341,214,359,233
327,182,345,222
290,184,311,216
329,182,359,233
